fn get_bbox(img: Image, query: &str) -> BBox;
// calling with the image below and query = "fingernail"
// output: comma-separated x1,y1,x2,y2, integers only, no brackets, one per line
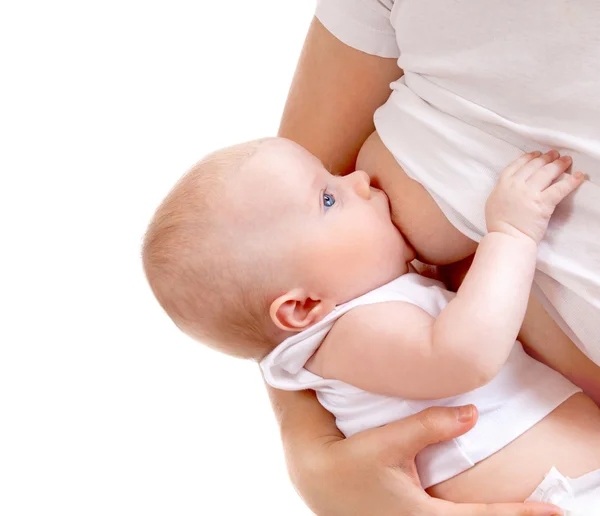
457,405,473,422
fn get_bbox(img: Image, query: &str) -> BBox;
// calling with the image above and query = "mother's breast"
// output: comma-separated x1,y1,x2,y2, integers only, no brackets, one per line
356,131,477,265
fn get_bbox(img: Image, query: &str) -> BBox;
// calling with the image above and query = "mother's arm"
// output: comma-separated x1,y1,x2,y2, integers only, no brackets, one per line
278,18,402,174
269,17,561,516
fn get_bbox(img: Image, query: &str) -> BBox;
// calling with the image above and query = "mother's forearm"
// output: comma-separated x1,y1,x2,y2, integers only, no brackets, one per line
266,381,338,436
263,377,343,481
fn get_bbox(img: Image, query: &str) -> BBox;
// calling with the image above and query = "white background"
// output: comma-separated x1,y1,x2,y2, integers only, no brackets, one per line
0,1,315,514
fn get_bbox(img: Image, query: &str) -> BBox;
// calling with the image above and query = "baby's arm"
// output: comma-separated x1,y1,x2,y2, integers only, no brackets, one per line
310,151,584,399
432,253,600,403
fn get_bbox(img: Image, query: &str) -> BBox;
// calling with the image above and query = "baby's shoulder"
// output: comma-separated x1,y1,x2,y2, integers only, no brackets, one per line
329,273,453,330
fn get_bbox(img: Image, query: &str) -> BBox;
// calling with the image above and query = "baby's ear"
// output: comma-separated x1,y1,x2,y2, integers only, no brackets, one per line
270,289,335,332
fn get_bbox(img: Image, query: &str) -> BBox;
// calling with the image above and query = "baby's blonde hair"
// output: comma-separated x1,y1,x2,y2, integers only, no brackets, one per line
142,139,278,360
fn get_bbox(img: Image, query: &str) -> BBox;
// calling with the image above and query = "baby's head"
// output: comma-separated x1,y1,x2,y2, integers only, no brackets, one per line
143,138,415,360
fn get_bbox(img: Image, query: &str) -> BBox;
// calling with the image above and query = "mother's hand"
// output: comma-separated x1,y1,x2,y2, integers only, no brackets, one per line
286,404,562,516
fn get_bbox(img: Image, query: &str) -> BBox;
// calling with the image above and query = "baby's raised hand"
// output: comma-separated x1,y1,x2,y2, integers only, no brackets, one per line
486,150,584,243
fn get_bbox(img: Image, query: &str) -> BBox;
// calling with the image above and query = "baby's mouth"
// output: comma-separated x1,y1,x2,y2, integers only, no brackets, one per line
376,188,392,213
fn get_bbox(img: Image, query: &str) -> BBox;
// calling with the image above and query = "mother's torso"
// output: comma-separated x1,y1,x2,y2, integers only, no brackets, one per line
373,0,600,362
390,0,600,142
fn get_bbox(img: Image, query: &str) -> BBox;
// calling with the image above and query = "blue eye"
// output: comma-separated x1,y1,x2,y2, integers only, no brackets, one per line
323,192,336,209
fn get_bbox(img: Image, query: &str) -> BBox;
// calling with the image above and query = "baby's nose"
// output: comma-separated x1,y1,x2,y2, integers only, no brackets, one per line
349,170,371,200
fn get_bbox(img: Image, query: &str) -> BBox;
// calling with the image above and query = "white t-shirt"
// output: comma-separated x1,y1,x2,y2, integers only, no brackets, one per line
315,0,600,365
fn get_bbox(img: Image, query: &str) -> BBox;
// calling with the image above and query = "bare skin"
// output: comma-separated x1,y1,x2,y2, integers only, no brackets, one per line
266,16,590,515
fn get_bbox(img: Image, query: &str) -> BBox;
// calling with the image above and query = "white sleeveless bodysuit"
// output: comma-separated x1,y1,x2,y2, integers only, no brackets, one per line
260,273,581,488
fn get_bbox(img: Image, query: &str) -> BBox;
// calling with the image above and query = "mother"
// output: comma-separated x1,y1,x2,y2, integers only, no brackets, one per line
266,1,600,514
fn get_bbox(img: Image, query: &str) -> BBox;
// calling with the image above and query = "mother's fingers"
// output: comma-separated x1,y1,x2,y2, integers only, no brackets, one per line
369,405,478,462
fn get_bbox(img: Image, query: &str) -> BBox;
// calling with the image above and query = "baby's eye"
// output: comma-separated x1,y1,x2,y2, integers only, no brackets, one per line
323,192,336,209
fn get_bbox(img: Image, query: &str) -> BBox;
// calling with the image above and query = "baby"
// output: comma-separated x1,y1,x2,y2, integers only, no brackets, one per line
143,137,600,512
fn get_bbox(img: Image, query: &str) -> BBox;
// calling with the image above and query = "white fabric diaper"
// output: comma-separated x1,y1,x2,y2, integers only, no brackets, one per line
526,467,600,515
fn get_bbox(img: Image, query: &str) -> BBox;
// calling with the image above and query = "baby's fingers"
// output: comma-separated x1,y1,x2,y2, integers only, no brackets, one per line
500,151,542,178
513,150,560,180
528,155,572,191
542,171,585,206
